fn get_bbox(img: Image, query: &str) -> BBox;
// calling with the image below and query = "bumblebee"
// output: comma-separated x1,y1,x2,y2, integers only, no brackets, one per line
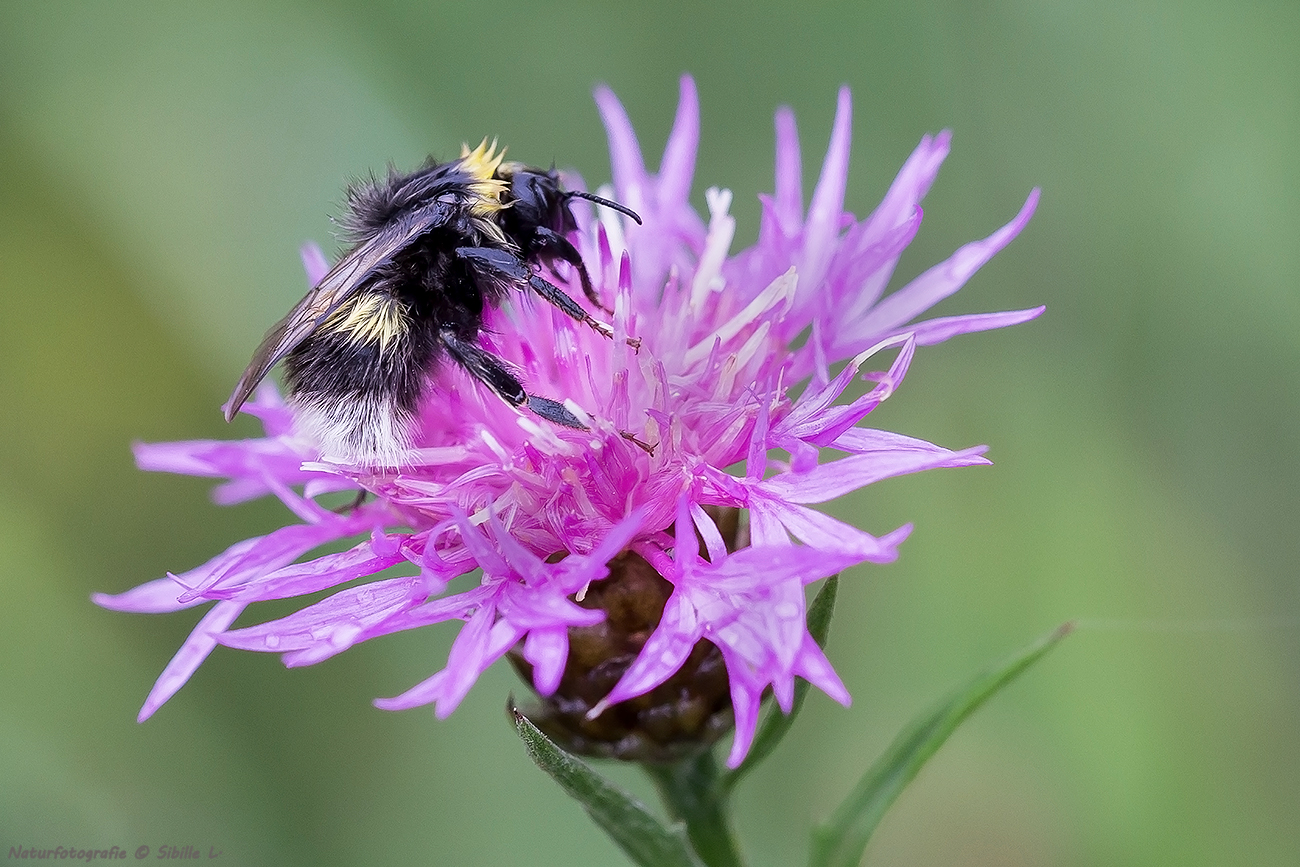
224,140,640,466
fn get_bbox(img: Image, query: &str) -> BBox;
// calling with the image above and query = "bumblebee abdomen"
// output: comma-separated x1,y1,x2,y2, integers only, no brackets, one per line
285,292,440,465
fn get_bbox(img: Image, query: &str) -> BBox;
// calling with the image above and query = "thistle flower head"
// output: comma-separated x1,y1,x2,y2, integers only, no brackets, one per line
96,76,1040,768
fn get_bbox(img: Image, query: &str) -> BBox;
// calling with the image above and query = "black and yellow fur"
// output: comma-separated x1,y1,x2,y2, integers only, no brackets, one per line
224,141,639,465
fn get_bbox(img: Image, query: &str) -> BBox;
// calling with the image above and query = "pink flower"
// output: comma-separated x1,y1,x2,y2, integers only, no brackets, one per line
96,76,1040,767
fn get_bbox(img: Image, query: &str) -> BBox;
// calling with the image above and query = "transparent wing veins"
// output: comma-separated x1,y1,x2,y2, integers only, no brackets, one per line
224,201,453,420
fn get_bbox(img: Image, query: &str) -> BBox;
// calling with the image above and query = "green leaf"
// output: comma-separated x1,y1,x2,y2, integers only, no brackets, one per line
723,576,839,791
808,622,1074,867
511,708,705,867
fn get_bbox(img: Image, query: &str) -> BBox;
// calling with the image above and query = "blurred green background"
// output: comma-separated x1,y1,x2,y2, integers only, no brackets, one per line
2,1,1297,864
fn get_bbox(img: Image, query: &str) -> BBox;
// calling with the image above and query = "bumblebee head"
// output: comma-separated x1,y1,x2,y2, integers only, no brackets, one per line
498,164,643,240
497,165,573,235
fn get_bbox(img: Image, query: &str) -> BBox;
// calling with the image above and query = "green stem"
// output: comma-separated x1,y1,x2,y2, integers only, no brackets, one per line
644,751,746,867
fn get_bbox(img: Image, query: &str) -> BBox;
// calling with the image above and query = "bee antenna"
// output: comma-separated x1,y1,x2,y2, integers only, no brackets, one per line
565,190,643,225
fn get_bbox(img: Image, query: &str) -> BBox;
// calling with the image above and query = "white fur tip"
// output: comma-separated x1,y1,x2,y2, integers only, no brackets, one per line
291,393,412,468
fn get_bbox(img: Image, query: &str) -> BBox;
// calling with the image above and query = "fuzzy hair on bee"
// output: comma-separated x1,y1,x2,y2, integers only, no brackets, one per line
224,140,641,466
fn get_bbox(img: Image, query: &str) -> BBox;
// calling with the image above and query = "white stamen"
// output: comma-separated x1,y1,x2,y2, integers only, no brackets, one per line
480,430,510,463
849,331,913,369
594,183,628,259
689,187,735,313
685,268,797,367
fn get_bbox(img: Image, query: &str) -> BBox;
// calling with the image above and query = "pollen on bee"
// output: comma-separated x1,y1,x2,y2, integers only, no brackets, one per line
325,294,409,354
459,138,509,217
460,137,507,179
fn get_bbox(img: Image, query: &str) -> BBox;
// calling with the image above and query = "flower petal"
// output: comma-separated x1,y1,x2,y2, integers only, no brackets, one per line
795,86,853,303
595,83,649,216
658,75,699,212
590,592,700,716
759,446,990,504
843,188,1040,342
138,600,246,721
218,575,424,662
772,106,803,232
524,628,570,697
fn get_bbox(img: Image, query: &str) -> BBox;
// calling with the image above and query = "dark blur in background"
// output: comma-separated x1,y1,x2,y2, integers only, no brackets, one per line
2,2,1298,864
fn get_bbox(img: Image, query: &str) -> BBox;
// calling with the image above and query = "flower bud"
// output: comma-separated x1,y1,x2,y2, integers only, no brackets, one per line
510,508,745,763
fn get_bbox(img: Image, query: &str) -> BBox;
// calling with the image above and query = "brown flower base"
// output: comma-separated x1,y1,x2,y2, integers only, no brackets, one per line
509,509,745,763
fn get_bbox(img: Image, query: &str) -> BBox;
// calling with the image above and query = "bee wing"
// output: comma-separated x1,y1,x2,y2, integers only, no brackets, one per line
224,201,454,420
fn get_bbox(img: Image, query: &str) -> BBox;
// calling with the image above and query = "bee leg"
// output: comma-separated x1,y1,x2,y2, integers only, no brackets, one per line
620,430,657,455
333,489,371,514
525,395,588,429
438,327,586,430
528,273,617,340
529,226,611,314
456,246,614,340
526,271,641,352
